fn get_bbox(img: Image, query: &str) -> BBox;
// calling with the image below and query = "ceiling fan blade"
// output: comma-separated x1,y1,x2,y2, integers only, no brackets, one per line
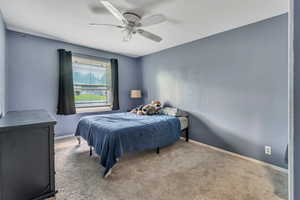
89,23,124,28
137,29,162,42
140,14,166,27
100,1,128,24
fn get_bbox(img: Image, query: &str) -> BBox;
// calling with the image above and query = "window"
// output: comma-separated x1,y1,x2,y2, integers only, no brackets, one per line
72,56,112,111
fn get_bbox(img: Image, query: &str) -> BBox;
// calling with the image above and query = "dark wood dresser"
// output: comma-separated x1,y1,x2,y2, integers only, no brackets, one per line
0,110,57,200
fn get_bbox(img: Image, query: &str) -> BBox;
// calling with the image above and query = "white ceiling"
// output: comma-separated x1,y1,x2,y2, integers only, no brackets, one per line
0,0,288,57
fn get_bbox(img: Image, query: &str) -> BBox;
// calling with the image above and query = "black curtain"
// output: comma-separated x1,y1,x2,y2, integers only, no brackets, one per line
111,59,119,110
57,49,76,115
285,145,288,164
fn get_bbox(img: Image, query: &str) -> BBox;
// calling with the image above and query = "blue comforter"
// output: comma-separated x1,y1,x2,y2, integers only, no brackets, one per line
75,112,181,176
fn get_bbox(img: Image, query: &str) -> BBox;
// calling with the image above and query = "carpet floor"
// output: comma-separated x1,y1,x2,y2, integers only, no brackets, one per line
54,137,288,200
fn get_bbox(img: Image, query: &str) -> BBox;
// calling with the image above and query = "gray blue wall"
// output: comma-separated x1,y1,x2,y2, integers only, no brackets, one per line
0,11,6,117
293,0,300,198
5,14,289,168
140,14,288,168
6,30,142,136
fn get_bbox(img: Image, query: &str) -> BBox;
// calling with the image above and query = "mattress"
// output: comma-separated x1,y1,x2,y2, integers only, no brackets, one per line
178,117,188,130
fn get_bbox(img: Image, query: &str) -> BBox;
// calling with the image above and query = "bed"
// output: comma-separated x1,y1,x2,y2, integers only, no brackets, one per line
75,112,189,177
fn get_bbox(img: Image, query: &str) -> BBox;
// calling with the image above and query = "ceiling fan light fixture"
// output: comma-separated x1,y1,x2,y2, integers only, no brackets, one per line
123,29,132,42
92,1,164,42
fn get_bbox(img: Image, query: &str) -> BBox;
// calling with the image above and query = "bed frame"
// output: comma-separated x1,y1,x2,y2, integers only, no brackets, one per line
156,127,189,154
77,127,189,156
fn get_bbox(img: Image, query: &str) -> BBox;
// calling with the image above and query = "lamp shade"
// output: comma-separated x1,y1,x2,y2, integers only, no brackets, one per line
130,90,142,98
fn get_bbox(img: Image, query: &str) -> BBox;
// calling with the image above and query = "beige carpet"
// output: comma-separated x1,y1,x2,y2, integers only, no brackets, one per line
54,137,288,200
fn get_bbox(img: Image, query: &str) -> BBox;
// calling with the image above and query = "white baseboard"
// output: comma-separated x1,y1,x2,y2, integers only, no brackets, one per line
182,138,288,174
55,134,74,140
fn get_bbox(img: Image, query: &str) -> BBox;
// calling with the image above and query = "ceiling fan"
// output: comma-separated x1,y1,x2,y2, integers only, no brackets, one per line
89,1,166,42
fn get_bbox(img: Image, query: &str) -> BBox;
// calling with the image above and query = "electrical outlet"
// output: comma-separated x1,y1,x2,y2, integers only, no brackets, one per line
265,146,272,155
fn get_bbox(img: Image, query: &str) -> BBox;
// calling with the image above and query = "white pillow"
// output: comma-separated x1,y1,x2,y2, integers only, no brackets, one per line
161,107,187,117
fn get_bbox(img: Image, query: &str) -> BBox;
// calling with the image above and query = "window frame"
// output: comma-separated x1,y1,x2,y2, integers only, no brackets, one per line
71,54,112,113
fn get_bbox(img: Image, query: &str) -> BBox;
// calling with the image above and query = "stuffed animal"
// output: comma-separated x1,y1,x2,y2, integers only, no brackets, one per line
141,104,157,115
130,104,144,114
130,101,162,115
151,101,162,114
